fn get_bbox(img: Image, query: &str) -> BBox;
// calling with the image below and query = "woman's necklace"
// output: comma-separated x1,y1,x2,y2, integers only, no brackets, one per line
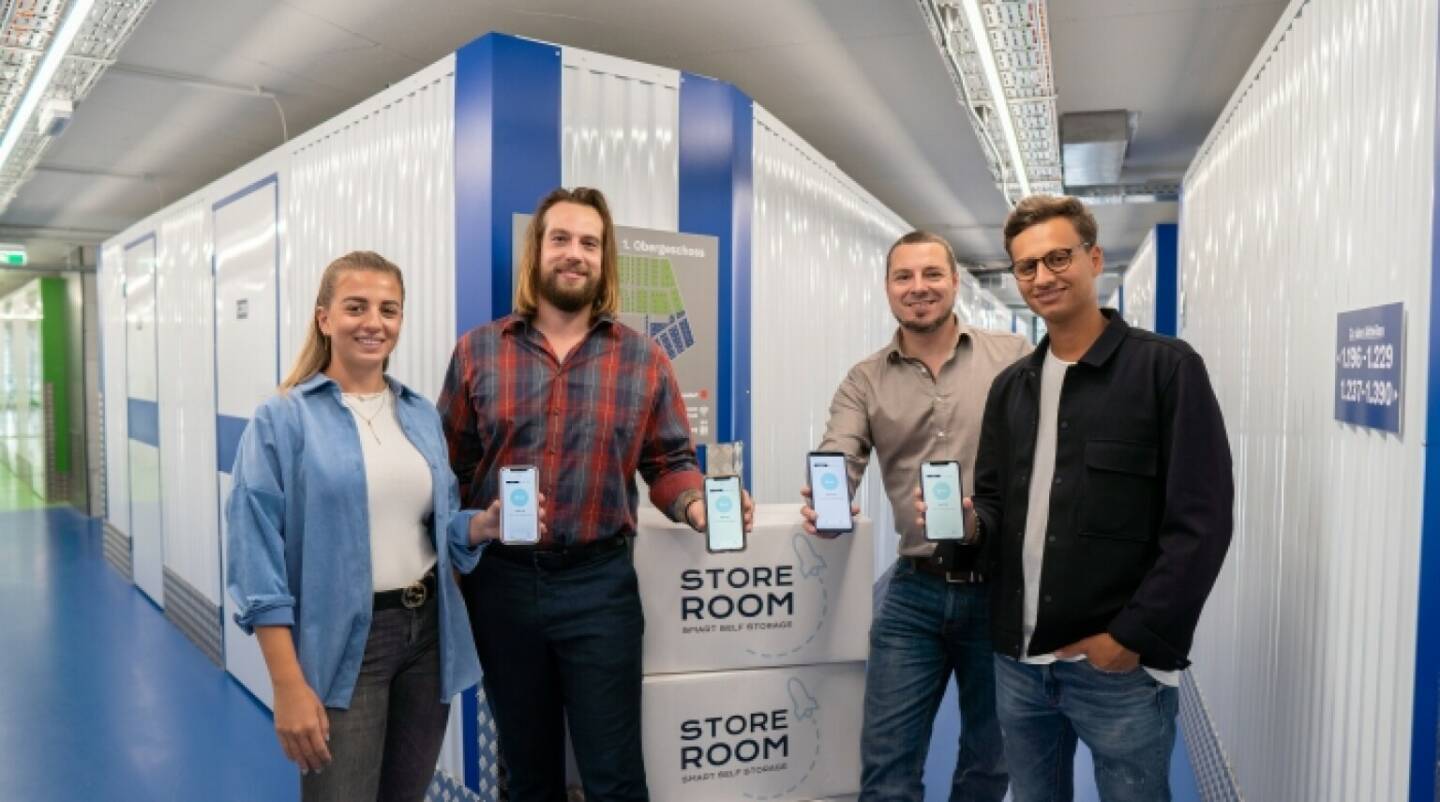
344,390,388,445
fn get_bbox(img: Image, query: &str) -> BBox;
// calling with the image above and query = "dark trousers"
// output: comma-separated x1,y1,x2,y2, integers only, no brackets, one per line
303,597,450,802
467,542,648,802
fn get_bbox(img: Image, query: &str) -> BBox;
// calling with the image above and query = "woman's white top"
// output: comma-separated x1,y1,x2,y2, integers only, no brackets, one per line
342,388,437,591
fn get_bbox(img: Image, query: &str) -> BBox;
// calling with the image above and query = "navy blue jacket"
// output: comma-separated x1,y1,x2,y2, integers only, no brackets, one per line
973,311,1234,670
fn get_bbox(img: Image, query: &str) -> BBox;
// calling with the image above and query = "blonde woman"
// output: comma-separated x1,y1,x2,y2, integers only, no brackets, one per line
226,251,527,801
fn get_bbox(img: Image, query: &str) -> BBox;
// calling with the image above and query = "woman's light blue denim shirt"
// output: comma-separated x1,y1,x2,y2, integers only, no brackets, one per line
225,372,483,707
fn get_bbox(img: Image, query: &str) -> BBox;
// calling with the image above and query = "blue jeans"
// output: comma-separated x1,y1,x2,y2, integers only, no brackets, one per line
993,654,1178,802
859,559,1008,802
468,542,647,802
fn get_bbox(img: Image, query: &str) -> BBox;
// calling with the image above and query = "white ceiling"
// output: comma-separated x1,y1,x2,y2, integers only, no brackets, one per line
0,0,1287,289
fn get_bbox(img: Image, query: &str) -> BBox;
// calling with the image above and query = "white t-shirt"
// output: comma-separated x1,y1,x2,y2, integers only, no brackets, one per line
343,389,437,592
1019,350,1179,687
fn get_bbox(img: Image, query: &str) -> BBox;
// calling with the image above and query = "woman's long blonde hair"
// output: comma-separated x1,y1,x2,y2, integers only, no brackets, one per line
280,251,406,390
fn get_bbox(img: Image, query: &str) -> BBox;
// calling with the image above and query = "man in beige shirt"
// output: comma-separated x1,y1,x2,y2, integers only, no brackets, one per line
801,230,1030,801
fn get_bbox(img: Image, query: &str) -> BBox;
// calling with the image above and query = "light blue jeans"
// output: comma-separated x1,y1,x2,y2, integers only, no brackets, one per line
859,558,1008,802
994,654,1179,802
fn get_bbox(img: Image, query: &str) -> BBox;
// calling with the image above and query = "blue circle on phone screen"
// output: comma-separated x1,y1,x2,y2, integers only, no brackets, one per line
509,489,530,507
820,473,840,491
714,496,734,513
931,482,952,501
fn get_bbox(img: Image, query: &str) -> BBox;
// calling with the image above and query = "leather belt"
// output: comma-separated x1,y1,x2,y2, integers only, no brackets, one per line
907,556,985,584
374,570,436,611
486,536,628,570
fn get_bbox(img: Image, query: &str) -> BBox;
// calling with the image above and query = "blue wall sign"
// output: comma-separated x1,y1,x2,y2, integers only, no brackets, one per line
1334,302,1404,434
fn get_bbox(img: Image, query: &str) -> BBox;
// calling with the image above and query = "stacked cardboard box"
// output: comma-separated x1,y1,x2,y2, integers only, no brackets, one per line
633,506,873,802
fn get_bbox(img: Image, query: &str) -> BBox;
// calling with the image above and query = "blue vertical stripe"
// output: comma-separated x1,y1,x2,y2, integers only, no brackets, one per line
215,415,249,475
1153,222,1179,337
453,32,562,793
678,73,753,486
1117,283,1125,320
455,32,562,330
1409,17,1440,800
127,398,160,448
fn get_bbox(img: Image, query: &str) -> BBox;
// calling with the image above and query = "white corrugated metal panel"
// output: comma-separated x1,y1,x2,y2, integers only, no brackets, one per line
99,242,129,533
957,272,1013,333
155,202,220,602
1180,0,1436,799
750,104,911,568
284,56,457,402
561,47,679,230
1121,228,1156,332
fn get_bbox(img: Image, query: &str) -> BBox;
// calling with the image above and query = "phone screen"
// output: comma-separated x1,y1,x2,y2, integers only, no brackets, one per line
704,475,746,553
920,461,965,541
807,452,853,533
500,466,539,545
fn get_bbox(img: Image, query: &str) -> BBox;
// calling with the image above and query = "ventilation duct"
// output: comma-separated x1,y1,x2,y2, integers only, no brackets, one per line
1060,110,1135,187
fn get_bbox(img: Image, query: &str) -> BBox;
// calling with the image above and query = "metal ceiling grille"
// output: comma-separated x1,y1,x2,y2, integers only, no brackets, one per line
918,0,1064,203
0,0,152,212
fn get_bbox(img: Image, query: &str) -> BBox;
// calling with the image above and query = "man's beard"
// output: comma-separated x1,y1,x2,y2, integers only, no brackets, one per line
896,296,949,334
540,268,600,313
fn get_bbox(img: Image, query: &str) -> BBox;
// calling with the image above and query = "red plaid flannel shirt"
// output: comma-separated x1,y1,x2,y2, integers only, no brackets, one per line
438,314,703,546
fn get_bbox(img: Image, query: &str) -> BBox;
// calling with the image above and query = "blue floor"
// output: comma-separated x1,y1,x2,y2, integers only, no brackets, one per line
4,505,1202,801
0,507,296,802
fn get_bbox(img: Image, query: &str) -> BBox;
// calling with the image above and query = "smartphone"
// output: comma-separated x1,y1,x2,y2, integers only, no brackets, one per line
499,465,540,545
920,460,967,542
704,475,746,553
807,451,854,534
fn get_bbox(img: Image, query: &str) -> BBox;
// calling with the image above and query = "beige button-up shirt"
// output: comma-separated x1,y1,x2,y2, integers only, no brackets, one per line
819,318,1032,558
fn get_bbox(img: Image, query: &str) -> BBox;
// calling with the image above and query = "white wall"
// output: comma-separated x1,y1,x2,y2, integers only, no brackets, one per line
99,242,129,532
749,105,910,566
957,272,1013,334
155,202,219,601
1180,0,1437,799
285,56,457,401
1121,228,1156,332
561,48,679,231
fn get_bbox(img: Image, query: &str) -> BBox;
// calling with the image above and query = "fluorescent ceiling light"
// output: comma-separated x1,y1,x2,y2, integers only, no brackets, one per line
959,0,1030,197
0,0,97,168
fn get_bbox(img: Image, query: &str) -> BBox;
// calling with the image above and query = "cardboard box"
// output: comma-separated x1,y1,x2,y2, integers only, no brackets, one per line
635,506,873,674
642,662,864,802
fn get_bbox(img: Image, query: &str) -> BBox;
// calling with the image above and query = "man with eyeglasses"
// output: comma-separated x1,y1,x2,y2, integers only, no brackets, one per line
955,196,1233,801
801,230,1029,801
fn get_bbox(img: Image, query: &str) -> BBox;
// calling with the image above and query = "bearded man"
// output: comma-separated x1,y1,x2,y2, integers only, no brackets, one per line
439,187,751,802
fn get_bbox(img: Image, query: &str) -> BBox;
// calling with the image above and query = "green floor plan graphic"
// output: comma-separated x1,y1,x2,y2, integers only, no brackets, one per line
619,254,696,360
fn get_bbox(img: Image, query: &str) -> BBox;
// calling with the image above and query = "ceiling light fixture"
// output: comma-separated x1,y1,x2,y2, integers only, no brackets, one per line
918,0,1063,203
958,0,1030,197
0,0,97,169
0,0,153,215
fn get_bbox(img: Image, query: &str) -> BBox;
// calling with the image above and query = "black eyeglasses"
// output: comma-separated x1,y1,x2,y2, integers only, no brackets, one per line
1010,242,1092,281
